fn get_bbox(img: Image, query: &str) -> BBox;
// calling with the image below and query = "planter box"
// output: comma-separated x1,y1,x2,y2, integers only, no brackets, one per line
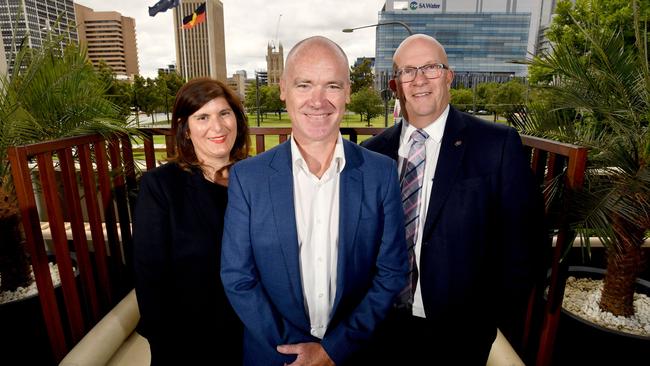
553,266,650,365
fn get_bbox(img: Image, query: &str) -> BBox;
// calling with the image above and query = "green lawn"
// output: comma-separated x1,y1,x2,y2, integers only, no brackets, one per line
246,112,392,128
133,113,392,157
132,112,506,158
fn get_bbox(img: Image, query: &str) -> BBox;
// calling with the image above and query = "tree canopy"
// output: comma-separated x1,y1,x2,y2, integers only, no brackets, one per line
350,59,375,94
348,87,383,124
530,0,650,84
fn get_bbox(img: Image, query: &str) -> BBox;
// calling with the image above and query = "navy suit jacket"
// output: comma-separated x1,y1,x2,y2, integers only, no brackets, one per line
221,139,408,366
362,106,544,352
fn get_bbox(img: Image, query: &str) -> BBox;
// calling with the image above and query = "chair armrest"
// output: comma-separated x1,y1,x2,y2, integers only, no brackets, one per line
487,328,525,366
59,289,140,366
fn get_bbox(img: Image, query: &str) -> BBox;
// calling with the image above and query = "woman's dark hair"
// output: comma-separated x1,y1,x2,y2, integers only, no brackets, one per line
170,77,250,170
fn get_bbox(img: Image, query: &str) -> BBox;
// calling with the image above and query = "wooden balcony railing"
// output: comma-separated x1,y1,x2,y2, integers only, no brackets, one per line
7,127,587,365
520,135,588,366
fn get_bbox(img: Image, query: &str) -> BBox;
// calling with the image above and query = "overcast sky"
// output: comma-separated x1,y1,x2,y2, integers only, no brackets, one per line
76,0,386,78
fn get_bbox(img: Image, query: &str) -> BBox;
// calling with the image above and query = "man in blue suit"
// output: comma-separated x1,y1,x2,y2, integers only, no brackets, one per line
362,34,544,364
221,36,408,366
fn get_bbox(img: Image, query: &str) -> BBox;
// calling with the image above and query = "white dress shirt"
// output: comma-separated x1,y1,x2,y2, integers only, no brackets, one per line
397,105,449,318
291,134,346,339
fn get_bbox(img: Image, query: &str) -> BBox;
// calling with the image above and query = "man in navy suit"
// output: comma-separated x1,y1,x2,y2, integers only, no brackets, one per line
362,34,544,364
221,36,408,366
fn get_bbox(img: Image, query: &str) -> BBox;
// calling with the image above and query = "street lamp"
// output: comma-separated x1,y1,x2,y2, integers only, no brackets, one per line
342,21,414,35
342,21,413,127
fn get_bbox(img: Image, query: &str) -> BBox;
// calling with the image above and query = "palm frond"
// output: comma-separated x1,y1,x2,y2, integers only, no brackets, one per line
0,26,129,186
518,4,650,256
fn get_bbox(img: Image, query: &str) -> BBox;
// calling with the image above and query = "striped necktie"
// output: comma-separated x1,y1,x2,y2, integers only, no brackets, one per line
398,129,428,306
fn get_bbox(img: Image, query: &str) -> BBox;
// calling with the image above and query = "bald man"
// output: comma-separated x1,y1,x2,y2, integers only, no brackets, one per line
362,34,544,364
221,36,408,366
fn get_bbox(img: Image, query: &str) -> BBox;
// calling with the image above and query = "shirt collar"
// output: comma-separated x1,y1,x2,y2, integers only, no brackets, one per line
400,104,450,146
290,133,346,176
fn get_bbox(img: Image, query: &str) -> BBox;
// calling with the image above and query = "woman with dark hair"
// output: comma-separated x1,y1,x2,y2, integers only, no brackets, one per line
133,77,249,365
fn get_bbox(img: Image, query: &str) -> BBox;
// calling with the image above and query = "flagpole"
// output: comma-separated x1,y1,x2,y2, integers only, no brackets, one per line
180,0,189,80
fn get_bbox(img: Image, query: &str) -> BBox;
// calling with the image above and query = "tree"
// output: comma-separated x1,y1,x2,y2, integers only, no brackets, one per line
95,61,132,119
511,0,649,318
548,0,649,50
348,87,383,125
0,34,127,292
475,82,499,112
244,82,267,122
155,70,184,122
450,88,473,111
530,0,650,84
133,76,161,124
263,85,284,120
350,59,375,94
489,79,526,117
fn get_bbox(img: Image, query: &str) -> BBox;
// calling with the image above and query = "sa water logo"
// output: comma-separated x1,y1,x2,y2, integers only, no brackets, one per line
409,1,418,10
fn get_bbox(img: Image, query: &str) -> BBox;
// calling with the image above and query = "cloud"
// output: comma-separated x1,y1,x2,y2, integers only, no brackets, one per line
76,0,385,78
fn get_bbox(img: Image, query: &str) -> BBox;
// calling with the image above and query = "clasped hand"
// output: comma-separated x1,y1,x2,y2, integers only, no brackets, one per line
277,342,335,366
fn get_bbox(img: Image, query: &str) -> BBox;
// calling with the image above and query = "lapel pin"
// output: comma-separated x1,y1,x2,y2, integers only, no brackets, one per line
454,140,463,147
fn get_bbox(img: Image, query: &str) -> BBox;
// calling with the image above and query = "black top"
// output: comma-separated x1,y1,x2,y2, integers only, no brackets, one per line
133,162,242,365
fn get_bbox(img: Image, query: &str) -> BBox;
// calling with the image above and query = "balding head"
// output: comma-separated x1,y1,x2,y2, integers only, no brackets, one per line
390,34,454,128
393,34,448,73
279,36,351,146
283,36,350,81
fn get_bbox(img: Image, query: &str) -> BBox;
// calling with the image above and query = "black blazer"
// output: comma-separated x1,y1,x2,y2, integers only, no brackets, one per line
363,106,544,356
133,162,242,365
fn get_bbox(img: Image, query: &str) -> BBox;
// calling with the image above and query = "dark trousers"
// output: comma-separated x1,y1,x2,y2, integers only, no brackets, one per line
364,307,494,365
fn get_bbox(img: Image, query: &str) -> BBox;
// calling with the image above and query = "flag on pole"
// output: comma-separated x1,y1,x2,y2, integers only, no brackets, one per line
149,0,180,17
182,3,207,30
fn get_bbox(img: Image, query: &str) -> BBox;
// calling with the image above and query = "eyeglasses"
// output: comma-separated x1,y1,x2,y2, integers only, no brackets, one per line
395,63,449,83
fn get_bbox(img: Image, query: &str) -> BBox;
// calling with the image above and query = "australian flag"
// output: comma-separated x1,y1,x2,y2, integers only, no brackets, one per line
149,0,180,17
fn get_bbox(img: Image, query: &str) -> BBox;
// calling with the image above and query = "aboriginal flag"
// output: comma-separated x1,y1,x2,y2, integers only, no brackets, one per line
182,3,207,30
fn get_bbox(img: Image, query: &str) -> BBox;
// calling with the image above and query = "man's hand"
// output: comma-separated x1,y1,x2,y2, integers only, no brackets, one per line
277,342,335,366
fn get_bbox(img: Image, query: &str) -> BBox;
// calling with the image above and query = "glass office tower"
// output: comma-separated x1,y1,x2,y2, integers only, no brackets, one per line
376,0,533,89
0,0,78,75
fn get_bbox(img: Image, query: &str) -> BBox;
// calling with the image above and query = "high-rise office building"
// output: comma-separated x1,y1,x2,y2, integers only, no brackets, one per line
0,35,6,79
173,0,227,81
74,4,139,79
529,0,573,56
0,0,78,74
376,0,537,88
266,42,283,86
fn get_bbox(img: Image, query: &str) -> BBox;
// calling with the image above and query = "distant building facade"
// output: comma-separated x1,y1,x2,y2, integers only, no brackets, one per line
226,69,247,100
376,0,539,88
354,57,375,69
74,3,139,79
0,35,6,78
158,64,178,75
266,42,283,86
529,0,573,56
173,0,227,81
255,70,268,86
0,0,78,74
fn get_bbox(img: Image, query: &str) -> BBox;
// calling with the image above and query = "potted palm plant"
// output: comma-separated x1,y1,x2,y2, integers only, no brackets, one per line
0,30,128,298
509,0,649,361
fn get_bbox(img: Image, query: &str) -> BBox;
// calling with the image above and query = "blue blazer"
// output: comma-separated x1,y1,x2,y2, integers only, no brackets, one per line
362,106,544,355
221,139,408,366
